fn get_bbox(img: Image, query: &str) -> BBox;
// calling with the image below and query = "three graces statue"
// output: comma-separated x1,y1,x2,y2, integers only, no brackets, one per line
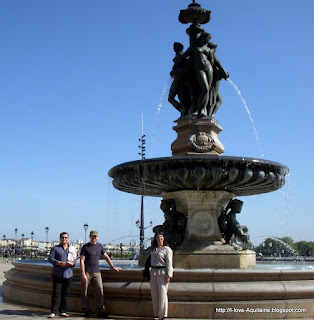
168,32,229,120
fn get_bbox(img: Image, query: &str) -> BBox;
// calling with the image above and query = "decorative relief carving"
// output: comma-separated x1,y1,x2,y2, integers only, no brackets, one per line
191,211,214,234
189,132,216,153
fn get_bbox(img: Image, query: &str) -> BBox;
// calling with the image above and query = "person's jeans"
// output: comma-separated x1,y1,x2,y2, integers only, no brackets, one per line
81,272,105,313
51,275,71,313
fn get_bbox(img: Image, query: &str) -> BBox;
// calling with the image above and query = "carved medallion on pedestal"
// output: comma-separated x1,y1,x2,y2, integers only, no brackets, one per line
171,118,224,155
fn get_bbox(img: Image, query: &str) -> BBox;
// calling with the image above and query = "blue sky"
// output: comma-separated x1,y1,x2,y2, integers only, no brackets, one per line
0,0,313,246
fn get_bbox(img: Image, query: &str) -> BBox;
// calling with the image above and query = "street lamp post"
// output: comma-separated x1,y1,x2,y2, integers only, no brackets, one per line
137,113,150,251
2,235,5,254
83,223,89,243
14,228,18,258
45,226,49,250
136,219,152,251
21,233,24,252
31,231,34,246
31,231,34,260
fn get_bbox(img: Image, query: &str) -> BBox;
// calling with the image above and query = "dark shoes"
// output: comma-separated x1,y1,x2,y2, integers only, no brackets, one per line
98,311,109,318
84,310,108,318
84,310,91,318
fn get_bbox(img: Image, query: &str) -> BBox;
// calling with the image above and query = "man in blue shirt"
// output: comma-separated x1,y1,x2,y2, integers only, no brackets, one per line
48,232,76,318
80,230,119,318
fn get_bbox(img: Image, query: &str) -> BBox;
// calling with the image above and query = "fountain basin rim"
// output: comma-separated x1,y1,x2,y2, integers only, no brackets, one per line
109,155,288,174
10,260,314,275
108,155,289,197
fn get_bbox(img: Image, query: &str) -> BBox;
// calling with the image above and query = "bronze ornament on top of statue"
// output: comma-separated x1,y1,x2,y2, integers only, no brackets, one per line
178,1,211,25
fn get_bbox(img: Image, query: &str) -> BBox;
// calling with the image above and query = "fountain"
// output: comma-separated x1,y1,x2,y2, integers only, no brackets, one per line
108,0,288,270
2,1,314,319
107,1,313,318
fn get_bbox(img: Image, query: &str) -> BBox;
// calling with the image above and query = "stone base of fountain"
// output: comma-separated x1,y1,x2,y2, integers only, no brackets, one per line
173,246,256,269
139,246,256,270
3,261,314,319
162,190,256,269
139,190,256,269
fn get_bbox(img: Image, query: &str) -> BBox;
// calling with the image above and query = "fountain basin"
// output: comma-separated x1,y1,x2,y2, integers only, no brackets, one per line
108,155,289,197
3,261,314,319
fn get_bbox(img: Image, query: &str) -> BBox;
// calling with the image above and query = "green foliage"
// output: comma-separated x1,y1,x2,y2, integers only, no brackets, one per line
280,237,294,247
294,241,314,256
111,252,131,259
254,237,313,257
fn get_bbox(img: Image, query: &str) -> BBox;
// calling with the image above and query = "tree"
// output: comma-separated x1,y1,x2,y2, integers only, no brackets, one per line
254,237,314,257
294,241,314,256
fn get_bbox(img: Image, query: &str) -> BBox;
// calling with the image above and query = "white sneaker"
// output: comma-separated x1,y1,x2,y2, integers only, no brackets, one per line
60,313,69,317
48,314,56,318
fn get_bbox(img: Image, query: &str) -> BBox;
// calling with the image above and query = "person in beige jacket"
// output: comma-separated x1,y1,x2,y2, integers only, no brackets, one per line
150,231,173,320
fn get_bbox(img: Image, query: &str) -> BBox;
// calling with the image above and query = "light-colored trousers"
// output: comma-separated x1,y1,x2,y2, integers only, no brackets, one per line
81,272,104,313
150,272,169,318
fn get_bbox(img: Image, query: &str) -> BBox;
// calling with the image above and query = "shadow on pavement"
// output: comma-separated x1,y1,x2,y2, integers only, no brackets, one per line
0,308,46,317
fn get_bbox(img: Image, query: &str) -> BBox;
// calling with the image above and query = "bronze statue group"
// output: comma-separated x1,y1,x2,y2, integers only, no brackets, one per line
168,32,229,120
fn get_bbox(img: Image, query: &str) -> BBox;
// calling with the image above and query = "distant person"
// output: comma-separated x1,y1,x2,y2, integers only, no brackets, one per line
4,252,9,263
80,230,120,318
150,231,173,320
48,232,77,318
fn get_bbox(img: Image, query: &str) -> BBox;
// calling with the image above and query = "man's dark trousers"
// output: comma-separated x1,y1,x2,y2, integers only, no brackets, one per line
51,275,71,314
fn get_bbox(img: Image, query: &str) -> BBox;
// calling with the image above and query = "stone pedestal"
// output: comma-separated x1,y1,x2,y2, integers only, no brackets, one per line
162,190,256,269
171,118,224,156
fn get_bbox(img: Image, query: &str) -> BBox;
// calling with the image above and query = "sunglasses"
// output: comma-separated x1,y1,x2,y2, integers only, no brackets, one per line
60,237,68,239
